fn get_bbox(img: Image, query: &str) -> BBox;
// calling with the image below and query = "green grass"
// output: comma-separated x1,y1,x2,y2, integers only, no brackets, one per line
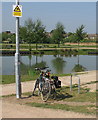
82,81,98,85
1,85,96,115
53,72,86,77
1,94,16,98
1,42,97,56
63,44,96,48
23,86,96,103
1,48,96,56
27,102,96,115
1,43,96,53
25,86,96,115
2,74,39,84
2,75,15,84
1,74,67,84
55,86,96,103
1,72,86,84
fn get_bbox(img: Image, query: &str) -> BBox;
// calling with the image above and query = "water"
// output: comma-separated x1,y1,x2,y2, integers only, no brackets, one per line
1,55,96,75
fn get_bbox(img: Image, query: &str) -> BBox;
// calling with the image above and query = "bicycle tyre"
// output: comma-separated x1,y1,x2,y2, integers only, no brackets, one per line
41,80,51,102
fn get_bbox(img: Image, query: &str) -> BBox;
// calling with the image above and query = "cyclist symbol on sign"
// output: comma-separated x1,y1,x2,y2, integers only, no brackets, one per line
14,6,21,12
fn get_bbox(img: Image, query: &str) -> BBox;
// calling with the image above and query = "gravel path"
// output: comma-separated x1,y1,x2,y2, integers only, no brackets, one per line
1,99,95,118
59,70,96,92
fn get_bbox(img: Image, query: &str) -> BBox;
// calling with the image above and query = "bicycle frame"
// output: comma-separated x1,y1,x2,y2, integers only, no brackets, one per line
32,67,56,102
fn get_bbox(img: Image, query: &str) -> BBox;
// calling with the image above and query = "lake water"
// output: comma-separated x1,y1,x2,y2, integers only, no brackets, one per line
1,55,97,75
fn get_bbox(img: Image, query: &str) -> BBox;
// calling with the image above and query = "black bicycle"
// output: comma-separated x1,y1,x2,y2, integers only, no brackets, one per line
32,67,61,102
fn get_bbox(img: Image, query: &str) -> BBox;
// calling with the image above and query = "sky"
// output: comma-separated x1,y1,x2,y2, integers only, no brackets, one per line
2,2,96,34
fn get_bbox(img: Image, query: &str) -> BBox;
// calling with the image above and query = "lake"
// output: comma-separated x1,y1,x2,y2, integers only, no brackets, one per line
1,54,97,75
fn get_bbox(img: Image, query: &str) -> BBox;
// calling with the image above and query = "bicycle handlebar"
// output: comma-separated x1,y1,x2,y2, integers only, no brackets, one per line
35,67,49,71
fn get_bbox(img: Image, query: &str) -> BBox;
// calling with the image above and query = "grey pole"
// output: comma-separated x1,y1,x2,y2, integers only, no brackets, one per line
15,0,21,98
70,74,72,91
78,78,80,94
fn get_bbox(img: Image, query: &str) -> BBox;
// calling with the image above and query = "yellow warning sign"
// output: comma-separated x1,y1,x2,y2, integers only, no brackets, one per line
14,6,21,12
13,5,22,17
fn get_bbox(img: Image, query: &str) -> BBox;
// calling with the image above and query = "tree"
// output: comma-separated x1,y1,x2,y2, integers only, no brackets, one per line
0,33,2,43
51,22,65,47
2,32,12,42
19,19,47,50
75,25,87,50
24,18,35,51
2,32,15,43
64,33,77,43
19,26,28,43
67,32,73,37
33,19,46,50
10,34,15,43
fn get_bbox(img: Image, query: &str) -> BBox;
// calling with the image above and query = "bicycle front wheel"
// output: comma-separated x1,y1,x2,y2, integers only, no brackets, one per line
41,81,51,102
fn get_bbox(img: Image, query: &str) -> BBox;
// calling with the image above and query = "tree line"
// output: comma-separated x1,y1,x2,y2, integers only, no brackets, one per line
2,18,87,48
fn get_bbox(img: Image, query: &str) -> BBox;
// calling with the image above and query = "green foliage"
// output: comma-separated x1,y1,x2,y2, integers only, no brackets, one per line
2,32,15,43
19,26,28,43
51,22,65,47
24,18,35,51
64,25,87,44
20,19,47,50
0,33,2,43
67,32,74,37
72,64,87,72
33,19,47,49
64,34,78,43
75,25,87,43
2,32,9,41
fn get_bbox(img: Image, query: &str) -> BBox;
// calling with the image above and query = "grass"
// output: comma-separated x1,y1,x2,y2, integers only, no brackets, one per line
1,85,96,115
1,94,16,98
82,81,98,86
2,85,96,103
2,74,39,84
1,43,96,48
25,86,96,115
55,86,96,103
1,72,87,84
26,85,96,115
23,86,96,103
27,102,96,115
1,48,97,56
64,44,96,48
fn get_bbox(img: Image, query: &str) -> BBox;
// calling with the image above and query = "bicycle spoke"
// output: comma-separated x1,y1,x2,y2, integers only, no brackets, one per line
41,81,51,102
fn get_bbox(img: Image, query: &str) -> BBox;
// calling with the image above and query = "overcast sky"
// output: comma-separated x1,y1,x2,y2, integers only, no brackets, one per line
2,1,96,34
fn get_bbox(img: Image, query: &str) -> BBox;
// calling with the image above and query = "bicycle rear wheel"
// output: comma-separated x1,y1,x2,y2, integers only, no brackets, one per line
41,80,51,102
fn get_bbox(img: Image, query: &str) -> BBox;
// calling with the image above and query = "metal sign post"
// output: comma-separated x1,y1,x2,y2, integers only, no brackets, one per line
14,0,22,98
70,74,80,94
70,75,72,91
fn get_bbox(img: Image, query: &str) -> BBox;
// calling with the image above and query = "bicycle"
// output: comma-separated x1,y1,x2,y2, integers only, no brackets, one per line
32,67,60,102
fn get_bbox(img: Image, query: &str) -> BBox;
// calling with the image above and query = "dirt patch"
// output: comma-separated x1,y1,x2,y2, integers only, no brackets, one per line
2,93,96,107
2,99,95,118
1,96,96,118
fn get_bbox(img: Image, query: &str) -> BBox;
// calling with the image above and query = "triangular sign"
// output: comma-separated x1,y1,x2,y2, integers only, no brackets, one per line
14,6,21,12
